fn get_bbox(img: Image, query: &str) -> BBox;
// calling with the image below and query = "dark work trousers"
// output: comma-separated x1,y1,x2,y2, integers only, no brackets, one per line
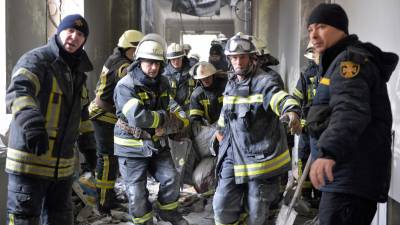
118,150,180,223
213,149,280,225
7,174,73,225
318,192,377,225
92,119,118,213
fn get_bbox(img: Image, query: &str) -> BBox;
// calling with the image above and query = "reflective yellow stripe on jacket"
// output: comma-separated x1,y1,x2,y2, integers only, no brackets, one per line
80,120,94,133
233,150,291,177
223,94,263,104
11,96,37,115
13,68,41,96
200,99,211,122
6,148,75,178
122,98,143,115
89,101,117,124
189,109,204,117
96,66,109,97
293,88,303,100
45,77,62,153
269,90,288,116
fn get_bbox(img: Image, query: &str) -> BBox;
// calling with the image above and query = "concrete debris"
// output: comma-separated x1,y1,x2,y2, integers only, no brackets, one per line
74,176,216,225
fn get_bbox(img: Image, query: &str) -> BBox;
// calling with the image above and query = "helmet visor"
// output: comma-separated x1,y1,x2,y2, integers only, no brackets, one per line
229,39,252,52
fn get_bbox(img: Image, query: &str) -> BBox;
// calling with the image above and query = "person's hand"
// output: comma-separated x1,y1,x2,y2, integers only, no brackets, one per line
155,127,166,136
215,131,224,142
25,127,48,156
309,158,336,189
281,112,302,135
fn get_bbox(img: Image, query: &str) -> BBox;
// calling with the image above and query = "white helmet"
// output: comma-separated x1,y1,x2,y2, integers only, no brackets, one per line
217,33,228,41
224,32,256,56
188,52,200,61
134,33,166,61
304,41,314,60
166,43,185,59
182,44,192,51
117,30,144,48
190,61,217,80
250,36,270,56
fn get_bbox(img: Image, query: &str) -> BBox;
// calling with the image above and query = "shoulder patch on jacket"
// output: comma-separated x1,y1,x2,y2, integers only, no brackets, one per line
340,61,360,79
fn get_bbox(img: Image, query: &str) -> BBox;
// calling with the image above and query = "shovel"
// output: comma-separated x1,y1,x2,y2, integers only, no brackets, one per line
276,154,313,225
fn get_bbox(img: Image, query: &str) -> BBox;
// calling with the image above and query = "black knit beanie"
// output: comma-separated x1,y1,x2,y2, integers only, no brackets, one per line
307,3,349,34
210,44,223,55
57,14,89,38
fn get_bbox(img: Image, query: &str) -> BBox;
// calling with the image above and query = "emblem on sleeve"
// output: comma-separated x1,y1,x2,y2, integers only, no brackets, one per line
340,61,360,78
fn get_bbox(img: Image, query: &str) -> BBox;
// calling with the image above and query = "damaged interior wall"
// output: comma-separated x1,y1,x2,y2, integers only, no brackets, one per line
251,0,326,93
2,1,47,223
84,0,141,98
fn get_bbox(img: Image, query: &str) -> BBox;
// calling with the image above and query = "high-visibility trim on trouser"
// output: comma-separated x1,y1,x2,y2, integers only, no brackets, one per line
157,200,179,210
8,213,15,225
132,211,153,224
233,150,291,177
96,155,113,205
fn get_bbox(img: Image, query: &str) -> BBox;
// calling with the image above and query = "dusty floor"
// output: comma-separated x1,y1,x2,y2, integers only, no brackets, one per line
73,177,318,225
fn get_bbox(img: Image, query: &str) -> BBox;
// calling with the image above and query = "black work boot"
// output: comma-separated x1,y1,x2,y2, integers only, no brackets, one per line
158,210,189,225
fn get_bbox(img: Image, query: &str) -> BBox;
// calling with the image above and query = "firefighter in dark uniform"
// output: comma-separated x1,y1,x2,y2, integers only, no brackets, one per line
113,33,189,225
306,4,399,225
292,41,320,206
189,61,226,127
5,14,96,225
163,43,195,113
89,29,144,214
212,32,302,225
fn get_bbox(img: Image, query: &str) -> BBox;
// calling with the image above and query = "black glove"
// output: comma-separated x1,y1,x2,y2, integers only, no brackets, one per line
77,133,97,171
81,149,97,172
16,109,48,156
25,127,48,156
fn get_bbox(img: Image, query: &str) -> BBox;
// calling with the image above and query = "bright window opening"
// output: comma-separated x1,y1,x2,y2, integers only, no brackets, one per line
183,34,218,62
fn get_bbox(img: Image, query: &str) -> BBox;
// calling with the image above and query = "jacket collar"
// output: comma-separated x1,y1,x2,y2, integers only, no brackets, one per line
319,34,359,75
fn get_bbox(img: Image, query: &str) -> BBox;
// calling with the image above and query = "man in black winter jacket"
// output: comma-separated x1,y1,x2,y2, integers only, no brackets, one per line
306,4,399,225
6,14,96,225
